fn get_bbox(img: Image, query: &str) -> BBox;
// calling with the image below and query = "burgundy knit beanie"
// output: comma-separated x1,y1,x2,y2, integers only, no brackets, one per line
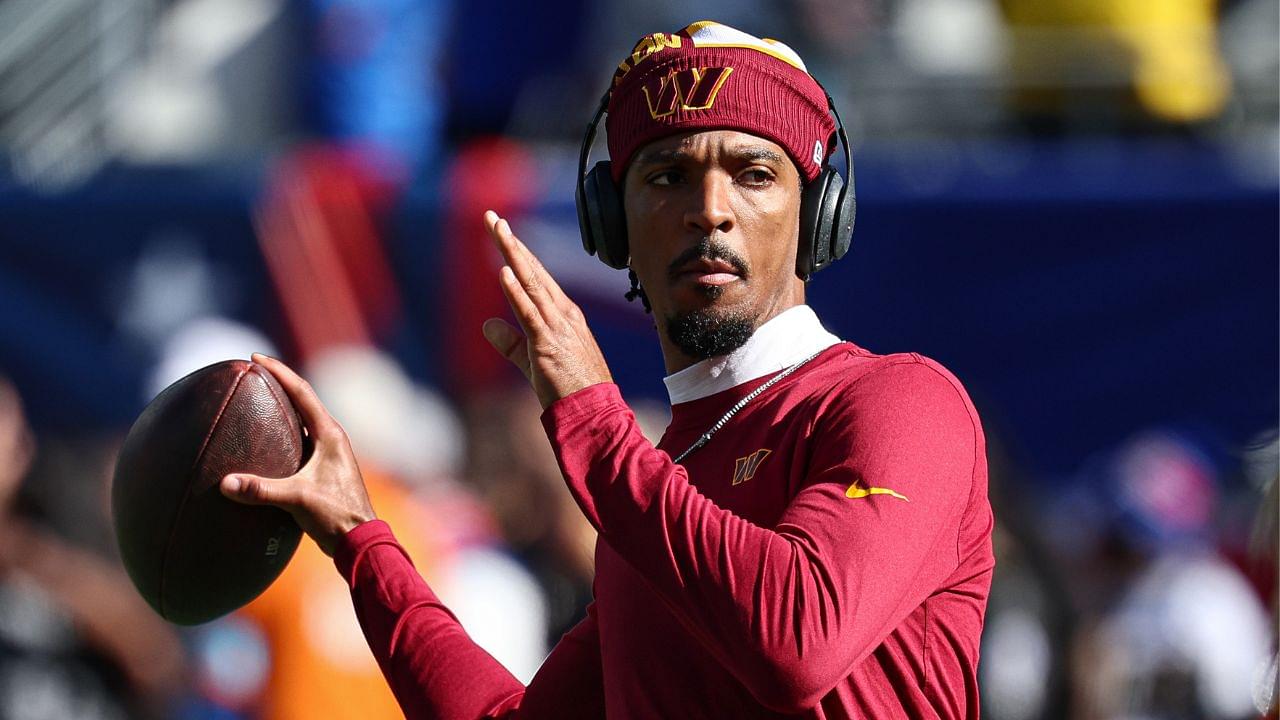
605,21,837,184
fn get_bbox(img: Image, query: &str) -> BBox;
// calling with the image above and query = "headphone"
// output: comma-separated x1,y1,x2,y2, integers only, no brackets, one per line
574,88,855,281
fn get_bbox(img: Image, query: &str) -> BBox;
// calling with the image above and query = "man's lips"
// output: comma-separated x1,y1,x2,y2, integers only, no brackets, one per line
675,258,742,286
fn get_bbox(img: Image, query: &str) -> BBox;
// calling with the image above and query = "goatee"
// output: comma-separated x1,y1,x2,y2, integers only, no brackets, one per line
665,307,754,360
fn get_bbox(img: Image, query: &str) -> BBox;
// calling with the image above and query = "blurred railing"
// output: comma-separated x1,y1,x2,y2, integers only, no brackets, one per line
0,0,155,190
0,0,1274,190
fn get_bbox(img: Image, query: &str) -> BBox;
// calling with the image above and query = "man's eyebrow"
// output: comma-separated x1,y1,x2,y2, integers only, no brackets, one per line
730,147,786,165
632,148,693,167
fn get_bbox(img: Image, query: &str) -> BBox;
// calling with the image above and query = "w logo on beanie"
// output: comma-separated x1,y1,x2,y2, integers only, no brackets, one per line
642,67,734,120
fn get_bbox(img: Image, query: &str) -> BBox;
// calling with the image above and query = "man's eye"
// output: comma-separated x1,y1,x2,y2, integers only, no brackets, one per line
648,171,681,186
739,169,774,186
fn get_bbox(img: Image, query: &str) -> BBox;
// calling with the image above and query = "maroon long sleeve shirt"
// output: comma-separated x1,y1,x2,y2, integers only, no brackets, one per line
335,342,994,718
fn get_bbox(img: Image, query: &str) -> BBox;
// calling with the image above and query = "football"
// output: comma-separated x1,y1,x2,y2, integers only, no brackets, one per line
112,359,305,625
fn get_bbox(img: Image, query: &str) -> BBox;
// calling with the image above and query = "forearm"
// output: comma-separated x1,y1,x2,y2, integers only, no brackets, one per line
336,520,527,719
336,520,608,719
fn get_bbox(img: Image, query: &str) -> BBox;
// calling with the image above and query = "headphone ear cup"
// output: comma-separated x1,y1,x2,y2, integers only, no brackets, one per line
797,168,836,279
575,161,597,257
819,170,846,267
582,161,629,269
830,170,855,263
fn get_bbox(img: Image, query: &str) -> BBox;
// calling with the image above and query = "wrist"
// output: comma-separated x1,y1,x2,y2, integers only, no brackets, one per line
543,381,624,420
338,508,378,537
332,519,404,582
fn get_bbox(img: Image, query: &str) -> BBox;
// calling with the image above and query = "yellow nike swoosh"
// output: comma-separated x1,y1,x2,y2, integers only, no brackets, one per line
845,485,909,501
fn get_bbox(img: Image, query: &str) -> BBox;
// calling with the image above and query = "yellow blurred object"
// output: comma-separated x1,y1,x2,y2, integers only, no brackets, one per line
1001,0,1231,124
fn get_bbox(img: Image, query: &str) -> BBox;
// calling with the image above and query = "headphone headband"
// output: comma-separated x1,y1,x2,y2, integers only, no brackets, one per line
824,90,854,211
576,91,610,193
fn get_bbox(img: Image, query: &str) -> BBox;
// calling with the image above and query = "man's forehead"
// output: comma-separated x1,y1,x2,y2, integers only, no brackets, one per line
632,130,789,166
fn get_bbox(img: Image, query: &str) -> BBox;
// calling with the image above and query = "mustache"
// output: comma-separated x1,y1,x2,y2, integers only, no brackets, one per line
666,237,749,281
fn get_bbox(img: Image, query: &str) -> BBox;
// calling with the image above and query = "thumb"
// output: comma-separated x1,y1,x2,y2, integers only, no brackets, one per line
482,318,532,379
221,473,293,508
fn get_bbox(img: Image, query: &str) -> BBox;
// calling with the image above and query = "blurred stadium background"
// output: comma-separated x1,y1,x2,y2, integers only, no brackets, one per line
0,0,1276,718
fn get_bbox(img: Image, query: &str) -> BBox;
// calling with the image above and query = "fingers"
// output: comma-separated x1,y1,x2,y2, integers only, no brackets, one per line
484,210,572,316
496,264,547,339
250,353,340,441
220,473,294,507
482,317,532,380
485,211,542,303
481,209,612,408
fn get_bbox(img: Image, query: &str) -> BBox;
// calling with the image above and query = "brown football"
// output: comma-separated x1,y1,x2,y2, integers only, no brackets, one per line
112,359,304,625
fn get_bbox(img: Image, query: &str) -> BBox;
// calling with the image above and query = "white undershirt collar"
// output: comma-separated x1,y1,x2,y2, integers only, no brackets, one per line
663,305,842,405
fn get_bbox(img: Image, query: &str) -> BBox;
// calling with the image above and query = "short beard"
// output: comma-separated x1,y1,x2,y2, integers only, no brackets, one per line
665,307,754,361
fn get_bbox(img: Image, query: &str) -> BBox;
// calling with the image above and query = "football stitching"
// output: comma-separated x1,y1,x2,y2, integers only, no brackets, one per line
251,366,303,572
253,364,300,462
156,363,251,621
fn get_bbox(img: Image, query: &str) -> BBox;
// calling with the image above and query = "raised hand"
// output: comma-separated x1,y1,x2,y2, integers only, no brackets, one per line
219,353,376,556
481,210,614,409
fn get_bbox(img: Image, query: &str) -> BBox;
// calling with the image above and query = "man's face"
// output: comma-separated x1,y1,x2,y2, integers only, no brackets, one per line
623,130,806,370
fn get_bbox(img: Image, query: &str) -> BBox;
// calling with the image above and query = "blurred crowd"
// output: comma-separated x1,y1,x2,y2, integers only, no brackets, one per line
0,0,1276,719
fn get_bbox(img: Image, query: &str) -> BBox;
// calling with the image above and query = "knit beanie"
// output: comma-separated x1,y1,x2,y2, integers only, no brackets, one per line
605,21,837,183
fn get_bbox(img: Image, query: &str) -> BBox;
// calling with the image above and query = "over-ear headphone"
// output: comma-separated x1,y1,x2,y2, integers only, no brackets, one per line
574,88,855,281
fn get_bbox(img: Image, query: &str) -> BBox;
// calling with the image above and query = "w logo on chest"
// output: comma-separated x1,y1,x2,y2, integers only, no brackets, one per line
642,66,734,120
732,449,771,486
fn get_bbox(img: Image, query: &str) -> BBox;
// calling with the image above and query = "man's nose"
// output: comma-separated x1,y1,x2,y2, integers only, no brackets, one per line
683,173,734,236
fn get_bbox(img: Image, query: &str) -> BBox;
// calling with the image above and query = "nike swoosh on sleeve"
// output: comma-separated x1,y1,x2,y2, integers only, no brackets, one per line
845,484,909,501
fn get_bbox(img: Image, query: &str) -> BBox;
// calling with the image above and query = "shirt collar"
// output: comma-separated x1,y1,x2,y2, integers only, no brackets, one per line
663,305,842,405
